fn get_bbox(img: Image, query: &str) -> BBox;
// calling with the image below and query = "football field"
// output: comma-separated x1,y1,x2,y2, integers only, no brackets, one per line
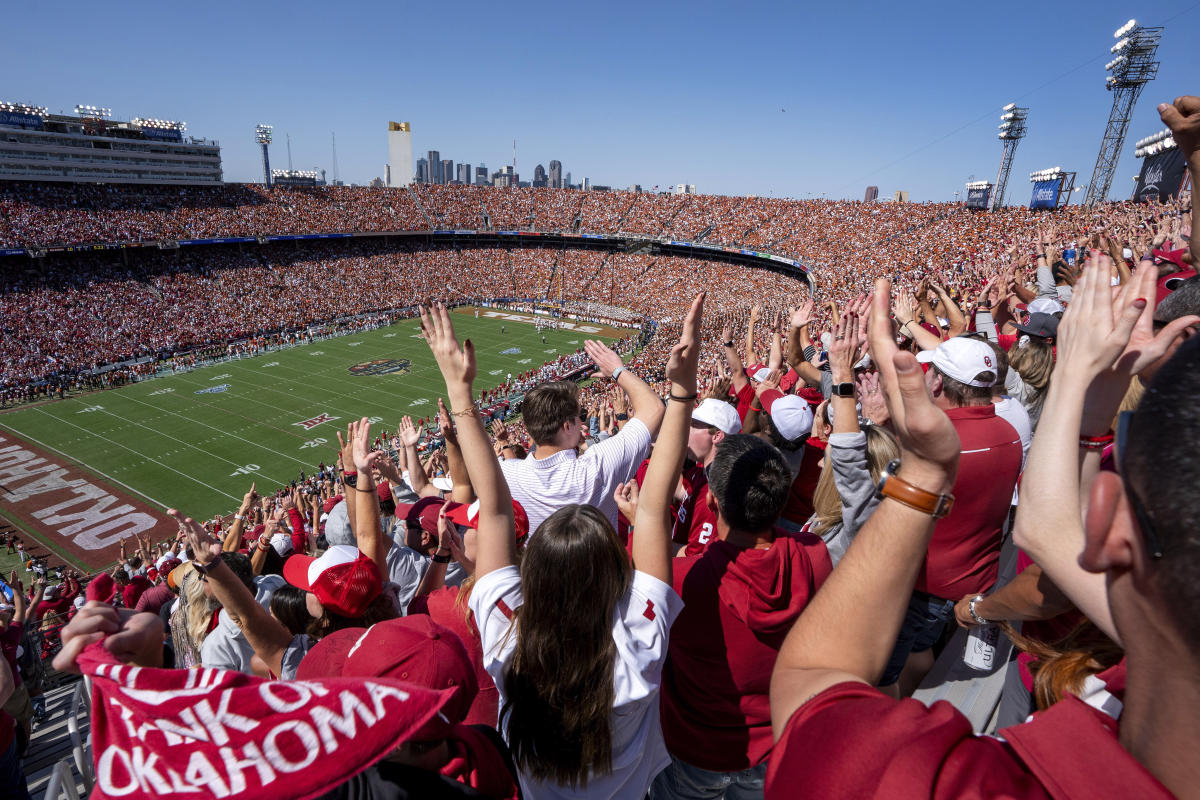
0,308,623,569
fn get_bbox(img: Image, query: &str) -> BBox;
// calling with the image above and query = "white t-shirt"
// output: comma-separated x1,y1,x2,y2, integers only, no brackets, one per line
499,417,651,535
470,565,683,800
994,396,1033,506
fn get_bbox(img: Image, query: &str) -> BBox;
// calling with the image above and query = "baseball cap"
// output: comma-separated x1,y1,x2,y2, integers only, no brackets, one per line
343,616,478,728
282,544,382,618
916,337,998,387
750,367,773,383
295,627,366,681
1014,312,1059,339
322,495,343,514
445,498,530,541
86,573,116,603
1153,247,1188,270
431,476,454,493
122,576,152,609
395,496,446,536
1027,297,1064,315
759,389,815,441
691,399,742,435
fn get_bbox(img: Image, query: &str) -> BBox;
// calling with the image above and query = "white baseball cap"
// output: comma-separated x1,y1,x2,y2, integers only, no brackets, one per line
691,399,742,435
751,367,773,383
916,337,998,388
760,391,815,441
1027,297,1064,315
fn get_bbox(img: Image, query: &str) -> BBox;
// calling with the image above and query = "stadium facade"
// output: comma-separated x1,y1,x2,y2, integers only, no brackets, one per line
0,106,221,184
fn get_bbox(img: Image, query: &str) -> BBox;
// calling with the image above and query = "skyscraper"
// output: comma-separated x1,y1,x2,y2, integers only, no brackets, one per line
386,122,412,188
427,150,440,184
533,164,547,187
548,160,562,189
475,165,488,186
415,157,428,184
564,171,572,189
864,185,879,202
457,163,471,184
441,159,453,185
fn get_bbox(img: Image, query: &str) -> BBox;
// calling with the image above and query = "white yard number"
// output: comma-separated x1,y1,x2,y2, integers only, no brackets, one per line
76,405,103,414
211,374,232,381
229,464,260,477
149,388,175,396
299,438,328,450
263,362,280,368
697,523,714,546
367,416,384,424
310,351,324,356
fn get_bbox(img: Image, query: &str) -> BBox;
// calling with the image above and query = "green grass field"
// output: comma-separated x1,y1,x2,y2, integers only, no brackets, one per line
0,309,621,525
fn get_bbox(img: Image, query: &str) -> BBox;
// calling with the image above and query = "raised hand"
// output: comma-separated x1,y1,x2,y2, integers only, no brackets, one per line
52,602,165,675
168,510,222,567
828,308,861,380
420,302,477,388
350,417,384,473
490,417,509,443
583,339,623,378
665,293,705,391
397,416,421,447
867,278,961,491
1159,96,1200,160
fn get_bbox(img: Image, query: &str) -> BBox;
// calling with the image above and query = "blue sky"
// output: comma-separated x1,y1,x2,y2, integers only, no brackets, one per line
4,0,1198,201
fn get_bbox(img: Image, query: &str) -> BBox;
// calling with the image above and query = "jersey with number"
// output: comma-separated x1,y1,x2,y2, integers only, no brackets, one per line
674,462,719,556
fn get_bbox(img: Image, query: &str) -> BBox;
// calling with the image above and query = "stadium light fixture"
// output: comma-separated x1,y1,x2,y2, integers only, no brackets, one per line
255,124,273,145
74,104,112,119
1002,102,1016,111
0,101,48,116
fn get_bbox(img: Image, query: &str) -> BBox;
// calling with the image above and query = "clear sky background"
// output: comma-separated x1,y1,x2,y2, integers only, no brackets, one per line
4,0,1198,201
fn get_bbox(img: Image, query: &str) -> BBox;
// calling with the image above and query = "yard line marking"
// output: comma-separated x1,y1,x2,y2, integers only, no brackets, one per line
0,422,172,510
87,406,291,484
111,393,317,469
24,407,243,502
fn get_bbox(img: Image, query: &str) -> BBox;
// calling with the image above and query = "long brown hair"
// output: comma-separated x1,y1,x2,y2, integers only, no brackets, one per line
500,504,632,788
1001,619,1123,711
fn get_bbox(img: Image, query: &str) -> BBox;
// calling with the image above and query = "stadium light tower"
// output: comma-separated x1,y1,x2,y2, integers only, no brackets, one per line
992,103,1029,210
255,124,274,189
1084,18,1163,205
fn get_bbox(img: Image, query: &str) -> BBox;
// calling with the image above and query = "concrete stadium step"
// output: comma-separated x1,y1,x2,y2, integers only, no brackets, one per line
21,678,89,800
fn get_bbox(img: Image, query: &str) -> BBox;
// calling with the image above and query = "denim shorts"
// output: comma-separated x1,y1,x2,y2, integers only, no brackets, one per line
651,755,767,800
879,591,957,686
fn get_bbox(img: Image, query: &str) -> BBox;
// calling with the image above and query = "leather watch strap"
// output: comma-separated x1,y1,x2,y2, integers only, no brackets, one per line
877,460,955,518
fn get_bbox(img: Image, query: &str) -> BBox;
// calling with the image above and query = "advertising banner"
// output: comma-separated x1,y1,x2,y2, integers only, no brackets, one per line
1135,149,1188,203
0,110,44,130
1030,178,1062,210
965,186,992,209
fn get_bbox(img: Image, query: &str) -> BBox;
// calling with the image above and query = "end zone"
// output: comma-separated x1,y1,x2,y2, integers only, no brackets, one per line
0,428,177,571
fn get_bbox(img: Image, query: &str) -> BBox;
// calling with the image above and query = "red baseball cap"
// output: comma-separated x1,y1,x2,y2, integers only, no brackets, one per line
376,481,392,504
86,573,116,603
282,545,382,618
295,627,366,680
323,495,343,514
122,575,153,609
343,616,478,727
395,496,446,536
445,498,530,541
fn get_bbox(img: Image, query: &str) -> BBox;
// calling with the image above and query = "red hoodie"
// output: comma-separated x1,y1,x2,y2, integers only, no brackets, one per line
661,530,832,771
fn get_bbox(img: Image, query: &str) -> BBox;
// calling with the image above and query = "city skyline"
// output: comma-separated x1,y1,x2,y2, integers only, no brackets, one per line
3,0,1198,200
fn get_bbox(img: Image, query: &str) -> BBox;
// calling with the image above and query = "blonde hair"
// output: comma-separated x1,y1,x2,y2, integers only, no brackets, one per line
182,570,217,651
1009,337,1054,397
810,424,899,537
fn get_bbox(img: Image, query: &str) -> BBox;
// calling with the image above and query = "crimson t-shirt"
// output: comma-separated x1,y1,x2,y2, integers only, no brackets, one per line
917,405,1022,600
766,663,1171,799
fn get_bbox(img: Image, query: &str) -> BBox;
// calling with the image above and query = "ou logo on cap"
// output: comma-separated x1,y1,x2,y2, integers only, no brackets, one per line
984,356,993,368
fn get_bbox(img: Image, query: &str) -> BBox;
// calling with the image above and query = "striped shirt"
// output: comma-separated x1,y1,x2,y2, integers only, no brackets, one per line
500,417,652,535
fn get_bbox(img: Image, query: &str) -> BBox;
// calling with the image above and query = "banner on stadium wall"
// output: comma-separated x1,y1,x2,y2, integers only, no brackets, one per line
0,110,44,130
0,248,26,257
1030,178,1062,210
965,186,992,210
1135,149,1188,203
140,127,183,143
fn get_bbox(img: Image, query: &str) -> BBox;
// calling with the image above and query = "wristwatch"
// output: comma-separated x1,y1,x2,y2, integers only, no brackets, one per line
968,595,990,625
432,551,452,564
831,382,855,398
875,459,955,519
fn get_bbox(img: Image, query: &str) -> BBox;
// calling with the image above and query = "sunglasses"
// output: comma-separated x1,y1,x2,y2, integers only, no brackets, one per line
1116,410,1164,559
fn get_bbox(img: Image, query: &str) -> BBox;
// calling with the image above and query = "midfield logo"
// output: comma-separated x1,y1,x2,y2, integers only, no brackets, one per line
294,413,339,430
194,384,230,395
348,358,412,377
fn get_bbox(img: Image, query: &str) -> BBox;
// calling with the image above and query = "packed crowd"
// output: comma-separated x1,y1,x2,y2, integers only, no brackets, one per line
1,96,1198,800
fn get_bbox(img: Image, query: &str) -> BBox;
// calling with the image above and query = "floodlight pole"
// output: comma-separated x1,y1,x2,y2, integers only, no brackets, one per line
992,106,1029,210
256,124,273,189
1085,22,1163,205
